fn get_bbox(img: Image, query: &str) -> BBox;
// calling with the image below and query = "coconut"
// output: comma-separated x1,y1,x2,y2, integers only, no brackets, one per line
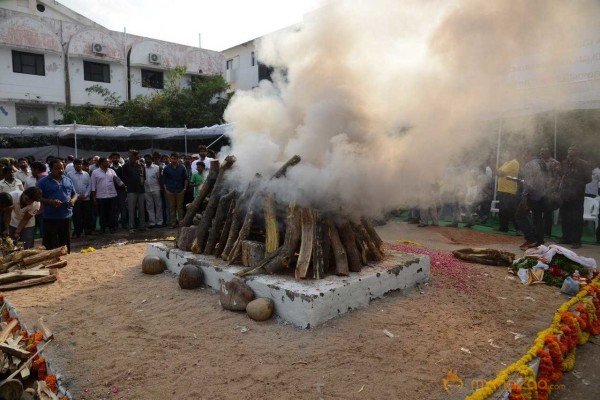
178,265,203,289
141,255,165,275
246,298,274,321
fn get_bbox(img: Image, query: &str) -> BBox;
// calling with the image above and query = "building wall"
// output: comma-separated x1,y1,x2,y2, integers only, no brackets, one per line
0,3,225,126
222,42,260,91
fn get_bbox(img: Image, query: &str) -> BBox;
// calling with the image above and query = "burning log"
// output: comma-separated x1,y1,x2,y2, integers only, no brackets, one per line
295,208,316,279
271,155,301,179
336,221,362,272
204,190,238,255
179,159,220,227
241,241,266,268
352,221,383,261
312,211,327,279
176,154,389,281
214,199,236,258
264,195,279,255
361,217,384,252
228,211,255,264
221,175,263,261
176,227,197,252
194,155,237,252
237,203,301,277
328,221,349,276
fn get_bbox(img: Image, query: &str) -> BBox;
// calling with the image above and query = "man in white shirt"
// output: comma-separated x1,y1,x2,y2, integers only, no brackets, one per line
67,159,94,237
143,154,163,228
64,155,75,175
2,187,42,249
192,145,214,172
0,166,24,193
91,157,126,233
14,158,35,189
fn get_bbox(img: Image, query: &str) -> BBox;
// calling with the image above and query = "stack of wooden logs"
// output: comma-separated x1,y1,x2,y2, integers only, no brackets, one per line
0,247,67,291
177,155,385,279
0,312,56,399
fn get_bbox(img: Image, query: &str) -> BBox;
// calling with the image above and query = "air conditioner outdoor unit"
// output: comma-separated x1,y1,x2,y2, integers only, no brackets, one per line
92,43,106,55
149,53,162,64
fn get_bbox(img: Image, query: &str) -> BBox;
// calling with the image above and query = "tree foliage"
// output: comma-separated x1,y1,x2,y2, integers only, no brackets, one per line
56,67,232,128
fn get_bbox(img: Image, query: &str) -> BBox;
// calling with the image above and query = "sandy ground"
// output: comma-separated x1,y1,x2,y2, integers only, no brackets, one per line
2,221,598,400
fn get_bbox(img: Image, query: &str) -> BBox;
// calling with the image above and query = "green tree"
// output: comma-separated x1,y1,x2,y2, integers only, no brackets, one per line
55,68,232,128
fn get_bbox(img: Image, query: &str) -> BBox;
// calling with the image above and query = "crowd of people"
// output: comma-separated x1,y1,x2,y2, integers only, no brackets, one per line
408,144,598,251
0,145,215,252
1,141,599,254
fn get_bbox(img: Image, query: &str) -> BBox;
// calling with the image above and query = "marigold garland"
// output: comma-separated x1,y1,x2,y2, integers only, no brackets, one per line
508,383,525,400
544,336,563,382
32,357,48,380
45,374,58,393
562,350,576,371
465,278,600,400
536,348,552,400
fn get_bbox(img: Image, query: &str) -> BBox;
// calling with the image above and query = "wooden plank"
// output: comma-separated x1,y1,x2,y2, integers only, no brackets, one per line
0,270,51,285
0,343,30,359
353,221,383,261
241,241,266,268
214,199,236,258
336,220,362,272
228,211,255,264
270,155,301,180
0,320,18,343
195,155,237,251
20,246,67,267
205,190,237,255
0,274,57,291
295,208,315,279
312,211,325,279
33,318,53,341
237,203,301,277
264,195,279,254
41,260,67,269
361,217,384,250
328,222,349,276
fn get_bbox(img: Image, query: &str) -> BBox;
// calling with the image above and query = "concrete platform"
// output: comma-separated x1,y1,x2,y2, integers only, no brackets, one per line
147,242,430,328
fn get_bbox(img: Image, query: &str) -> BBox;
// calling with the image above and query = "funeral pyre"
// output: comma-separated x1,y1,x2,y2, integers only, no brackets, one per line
175,155,386,279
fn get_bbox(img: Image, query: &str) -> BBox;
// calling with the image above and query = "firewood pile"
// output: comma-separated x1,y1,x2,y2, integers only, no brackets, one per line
0,247,68,291
176,155,385,279
0,296,64,400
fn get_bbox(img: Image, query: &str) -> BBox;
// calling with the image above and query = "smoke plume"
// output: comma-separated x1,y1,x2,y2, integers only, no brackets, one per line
223,0,600,217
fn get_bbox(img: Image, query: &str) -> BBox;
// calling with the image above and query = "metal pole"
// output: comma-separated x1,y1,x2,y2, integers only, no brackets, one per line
493,119,503,203
74,120,78,159
206,134,225,149
184,125,188,155
553,111,558,159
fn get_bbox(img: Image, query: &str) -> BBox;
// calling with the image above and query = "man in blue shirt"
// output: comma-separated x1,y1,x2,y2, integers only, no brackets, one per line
161,153,188,228
37,159,78,252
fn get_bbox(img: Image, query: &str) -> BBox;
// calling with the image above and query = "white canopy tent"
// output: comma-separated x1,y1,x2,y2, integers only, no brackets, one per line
0,123,232,158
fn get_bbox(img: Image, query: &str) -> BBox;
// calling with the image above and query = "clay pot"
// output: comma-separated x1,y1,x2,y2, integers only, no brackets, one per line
141,256,165,275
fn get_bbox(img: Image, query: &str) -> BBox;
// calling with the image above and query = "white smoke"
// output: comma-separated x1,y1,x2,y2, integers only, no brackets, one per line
223,0,600,217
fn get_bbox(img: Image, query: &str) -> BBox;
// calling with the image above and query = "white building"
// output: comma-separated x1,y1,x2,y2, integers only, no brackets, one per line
221,25,301,91
0,0,224,126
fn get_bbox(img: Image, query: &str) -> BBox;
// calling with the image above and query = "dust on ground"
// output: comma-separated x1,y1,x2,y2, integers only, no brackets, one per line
3,221,590,399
